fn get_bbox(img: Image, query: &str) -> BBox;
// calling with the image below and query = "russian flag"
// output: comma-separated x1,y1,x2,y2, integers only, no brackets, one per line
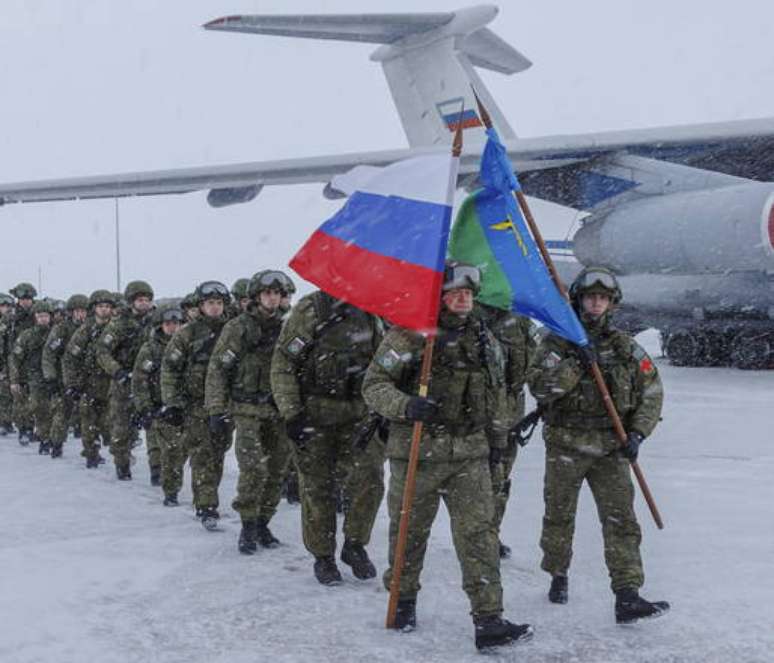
290,154,459,332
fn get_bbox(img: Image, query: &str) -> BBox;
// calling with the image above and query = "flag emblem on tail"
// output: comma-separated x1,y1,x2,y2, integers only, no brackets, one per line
436,98,482,132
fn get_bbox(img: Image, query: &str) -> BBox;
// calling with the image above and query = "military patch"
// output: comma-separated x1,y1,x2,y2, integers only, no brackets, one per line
377,348,402,371
286,337,307,356
220,349,237,367
70,345,82,356
543,351,562,369
49,338,63,350
167,348,183,365
142,359,155,373
101,333,115,347
633,343,655,375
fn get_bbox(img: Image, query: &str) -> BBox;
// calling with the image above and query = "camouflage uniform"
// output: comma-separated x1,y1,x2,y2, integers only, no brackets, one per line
161,314,228,510
475,304,535,540
270,291,385,560
527,315,663,592
206,305,287,520
96,307,152,472
64,316,113,463
132,326,175,485
362,309,508,617
9,317,53,444
0,311,15,432
8,304,36,435
42,314,83,452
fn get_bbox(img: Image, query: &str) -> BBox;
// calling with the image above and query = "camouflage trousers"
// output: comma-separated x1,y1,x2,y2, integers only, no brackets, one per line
540,443,644,592
232,415,291,522
293,423,385,558
29,383,52,442
80,395,111,460
185,412,233,509
49,392,74,448
145,425,161,472
12,383,34,433
0,372,13,427
155,420,187,497
108,382,135,467
384,457,503,617
491,443,519,535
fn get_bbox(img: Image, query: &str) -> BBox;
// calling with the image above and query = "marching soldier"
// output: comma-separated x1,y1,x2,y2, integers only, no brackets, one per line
160,281,231,529
362,261,532,650
96,280,155,480
527,266,669,624
206,270,293,553
271,289,385,585
133,305,184,497
230,278,250,316
0,293,16,436
180,293,200,323
42,294,89,458
8,282,38,442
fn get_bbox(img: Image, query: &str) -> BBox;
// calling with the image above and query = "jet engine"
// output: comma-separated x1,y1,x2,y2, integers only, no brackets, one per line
207,184,262,208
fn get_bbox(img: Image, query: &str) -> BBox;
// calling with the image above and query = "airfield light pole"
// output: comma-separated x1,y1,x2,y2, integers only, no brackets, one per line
114,198,122,292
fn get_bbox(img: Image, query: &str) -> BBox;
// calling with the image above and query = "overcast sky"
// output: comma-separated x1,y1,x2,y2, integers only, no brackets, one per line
1,0,773,298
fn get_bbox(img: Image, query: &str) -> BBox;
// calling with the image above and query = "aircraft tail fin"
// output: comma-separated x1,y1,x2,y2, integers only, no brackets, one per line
204,5,531,147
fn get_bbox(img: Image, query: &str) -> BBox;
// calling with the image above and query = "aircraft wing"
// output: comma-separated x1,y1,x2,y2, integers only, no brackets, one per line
2,116,774,207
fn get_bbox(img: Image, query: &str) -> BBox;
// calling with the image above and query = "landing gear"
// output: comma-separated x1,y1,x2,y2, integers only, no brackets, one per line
662,323,774,369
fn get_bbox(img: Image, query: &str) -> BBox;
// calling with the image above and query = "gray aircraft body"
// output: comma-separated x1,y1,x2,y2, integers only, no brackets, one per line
1,5,773,368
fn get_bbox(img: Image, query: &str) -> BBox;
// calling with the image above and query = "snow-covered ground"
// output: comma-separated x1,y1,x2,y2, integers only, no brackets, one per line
2,332,773,663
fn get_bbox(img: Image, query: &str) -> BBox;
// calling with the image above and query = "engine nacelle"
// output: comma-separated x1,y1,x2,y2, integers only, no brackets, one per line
207,184,262,208
574,183,774,275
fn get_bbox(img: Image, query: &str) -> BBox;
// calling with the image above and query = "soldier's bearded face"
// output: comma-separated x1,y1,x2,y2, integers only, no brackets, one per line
259,289,282,312
442,288,474,316
581,292,611,318
201,298,224,318
132,296,153,314
18,298,33,309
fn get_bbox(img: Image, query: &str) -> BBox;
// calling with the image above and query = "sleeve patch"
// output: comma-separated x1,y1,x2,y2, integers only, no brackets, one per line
639,357,655,375
543,351,561,369
101,333,115,347
49,338,63,350
286,337,307,356
220,349,237,367
167,348,183,365
377,348,402,371
142,359,156,373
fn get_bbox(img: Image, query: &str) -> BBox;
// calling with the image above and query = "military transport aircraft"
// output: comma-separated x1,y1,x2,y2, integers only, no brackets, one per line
1,5,773,368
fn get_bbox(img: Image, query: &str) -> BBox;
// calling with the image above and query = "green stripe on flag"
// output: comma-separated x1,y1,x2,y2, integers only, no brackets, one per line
448,191,513,310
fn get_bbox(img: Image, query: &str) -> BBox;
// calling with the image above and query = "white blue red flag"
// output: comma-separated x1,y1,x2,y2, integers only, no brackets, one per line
290,154,459,331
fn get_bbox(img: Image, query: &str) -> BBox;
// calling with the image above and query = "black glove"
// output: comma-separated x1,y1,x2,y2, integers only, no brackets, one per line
404,396,440,423
488,446,503,472
285,414,313,448
576,344,597,369
159,405,184,427
65,386,82,402
114,369,132,386
208,413,232,437
138,410,156,430
621,431,644,461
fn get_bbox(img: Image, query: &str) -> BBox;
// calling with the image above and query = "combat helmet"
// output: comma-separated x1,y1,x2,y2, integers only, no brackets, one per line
569,266,622,306
32,301,53,315
231,278,250,301
247,270,295,298
153,303,185,326
124,280,154,303
180,292,199,310
0,293,14,306
89,289,115,308
442,260,481,294
66,294,89,311
10,282,37,299
195,280,231,304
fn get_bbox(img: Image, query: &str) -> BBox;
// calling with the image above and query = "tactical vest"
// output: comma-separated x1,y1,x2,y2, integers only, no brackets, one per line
140,330,168,407
231,311,282,405
298,293,377,401
543,330,637,429
18,326,49,384
183,318,223,404
112,311,151,371
48,319,78,381
84,321,112,398
403,315,505,436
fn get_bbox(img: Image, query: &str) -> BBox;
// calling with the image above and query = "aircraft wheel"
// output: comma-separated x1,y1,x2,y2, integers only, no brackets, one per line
729,330,771,370
664,328,703,366
701,330,730,366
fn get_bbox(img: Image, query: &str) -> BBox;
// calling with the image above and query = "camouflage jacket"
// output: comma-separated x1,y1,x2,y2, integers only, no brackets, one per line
42,318,80,385
63,318,112,401
161,315,225,416
96,309,153,379
475,304,535,426
132,327,169,415
527,317,663,457
270,291,382,427
205,306,283,420
362,310,508,462
0,313,12,373
9,324,51,386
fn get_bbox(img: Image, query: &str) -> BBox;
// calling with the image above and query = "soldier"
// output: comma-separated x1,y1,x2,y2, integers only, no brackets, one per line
63,290,115,468
42,294,89,458
230,278,250,315
180,293,200,323
0,293,16,435
527,266,669,624
474,303,535,558
133,305,184,498
8,282,38,442
206,270,293,553
96,280,155,480
362,262,533,650
9,301,54,454
271,289,385,586
160,281,231,529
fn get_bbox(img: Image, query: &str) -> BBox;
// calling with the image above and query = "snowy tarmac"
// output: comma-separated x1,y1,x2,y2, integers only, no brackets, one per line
1,333,773,663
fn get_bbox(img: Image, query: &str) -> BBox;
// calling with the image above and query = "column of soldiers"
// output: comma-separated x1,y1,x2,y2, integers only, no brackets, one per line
1,262,669,651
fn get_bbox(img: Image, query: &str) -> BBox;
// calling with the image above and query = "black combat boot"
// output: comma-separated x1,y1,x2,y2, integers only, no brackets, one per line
85,453,100,469
340,540,377,580
392,598,417,632
149,466,161,487
283,474,300,505
163,493,179,507
200,507,220,531
50,444,63,458
72,424,81,439
474,615,534,651
499,540,512,559
615,588,670,624
38,440,51,455
548,575,569,604
238,519,259,555
116,464,132,480
314,556,343,585
255,517,280,548
18,428,32,446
